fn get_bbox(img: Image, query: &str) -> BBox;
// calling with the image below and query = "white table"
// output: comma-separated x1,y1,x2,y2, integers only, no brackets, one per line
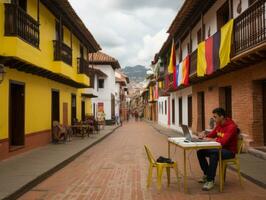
168,137,223,192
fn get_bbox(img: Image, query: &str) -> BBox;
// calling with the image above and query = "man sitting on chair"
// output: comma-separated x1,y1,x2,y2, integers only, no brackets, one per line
197,107,238,191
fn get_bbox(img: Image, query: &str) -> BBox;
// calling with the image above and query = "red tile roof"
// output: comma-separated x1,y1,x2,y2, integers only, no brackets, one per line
88,52,121,69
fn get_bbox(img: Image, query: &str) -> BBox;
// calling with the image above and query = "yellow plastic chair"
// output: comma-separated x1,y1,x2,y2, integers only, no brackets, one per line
221,134,243,190
144,145,180,190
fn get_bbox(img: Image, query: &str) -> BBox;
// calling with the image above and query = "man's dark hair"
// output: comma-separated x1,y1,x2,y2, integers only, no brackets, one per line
212,107,226,117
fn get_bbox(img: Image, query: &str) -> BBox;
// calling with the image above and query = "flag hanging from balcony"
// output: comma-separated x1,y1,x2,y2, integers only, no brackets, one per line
197,19,234,77
219,19,234,68
168,39,176,74
159,81,163,89
182,55,190,86
205,36,214,75
154,84,159,99
175,63,179,86
197,41,207,77
177,62,183,86
149,86,153,101
213,31,221,72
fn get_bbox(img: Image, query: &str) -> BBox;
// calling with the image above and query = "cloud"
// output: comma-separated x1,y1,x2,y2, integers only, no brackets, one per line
69,0,183,67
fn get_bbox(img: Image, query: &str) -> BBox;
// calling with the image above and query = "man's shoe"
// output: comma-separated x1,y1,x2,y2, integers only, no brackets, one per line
202,181,215,191
198,175,207,183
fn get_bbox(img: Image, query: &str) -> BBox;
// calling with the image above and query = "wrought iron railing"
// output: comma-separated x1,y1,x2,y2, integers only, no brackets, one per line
233,0,266,55
53,40,72,66
77,57,94,87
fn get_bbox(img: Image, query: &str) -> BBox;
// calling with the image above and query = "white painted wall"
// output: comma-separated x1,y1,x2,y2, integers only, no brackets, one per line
115,83,120,117
158,97,169,127
233,0,249,18
87,65,116,120
169,87,192,132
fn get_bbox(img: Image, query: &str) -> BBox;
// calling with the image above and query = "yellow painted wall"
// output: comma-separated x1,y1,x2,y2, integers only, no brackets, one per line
27,0,37,20
0,68,84,140
0,2,90,86
85,98,92,115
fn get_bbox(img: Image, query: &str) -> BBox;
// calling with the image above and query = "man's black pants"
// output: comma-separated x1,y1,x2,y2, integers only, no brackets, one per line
197,149,235,182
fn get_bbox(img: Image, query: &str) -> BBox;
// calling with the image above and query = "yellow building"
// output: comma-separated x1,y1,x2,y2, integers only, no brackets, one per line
0,0,101,160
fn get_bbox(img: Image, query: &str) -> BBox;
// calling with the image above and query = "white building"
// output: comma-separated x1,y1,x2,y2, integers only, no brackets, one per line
86,52,121,124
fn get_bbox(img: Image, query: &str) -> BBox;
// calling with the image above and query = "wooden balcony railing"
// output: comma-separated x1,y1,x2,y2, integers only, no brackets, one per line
4,3,40,48
233,0,266,55
53,40,72,66
77,57,94,87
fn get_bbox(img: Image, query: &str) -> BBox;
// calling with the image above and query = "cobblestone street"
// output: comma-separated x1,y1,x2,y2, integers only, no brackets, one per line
20,121,266,200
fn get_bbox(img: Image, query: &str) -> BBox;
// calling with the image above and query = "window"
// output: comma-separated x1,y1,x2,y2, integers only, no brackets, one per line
179,47,183,62
198,92,205,131
217,1,229,30
197,29,202,44
165,100,167,115
80,45,84,59
98,79,104,88
179,98,183,125
188,96,192,127
55,21,64,41
197,25,205,44
187,43,191,54
18,0,27,11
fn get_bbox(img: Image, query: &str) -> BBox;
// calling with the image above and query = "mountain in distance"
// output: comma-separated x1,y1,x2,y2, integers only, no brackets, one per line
122,65,149,83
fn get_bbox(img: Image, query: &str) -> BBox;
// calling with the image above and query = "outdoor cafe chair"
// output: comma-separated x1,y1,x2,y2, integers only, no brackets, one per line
221,133,243,190
144,145,180,191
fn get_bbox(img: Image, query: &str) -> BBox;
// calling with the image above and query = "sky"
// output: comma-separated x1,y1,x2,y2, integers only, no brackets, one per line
69,0,184,68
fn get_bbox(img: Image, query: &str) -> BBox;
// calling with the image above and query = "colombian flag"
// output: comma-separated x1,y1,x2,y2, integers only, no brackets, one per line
197,19,234,76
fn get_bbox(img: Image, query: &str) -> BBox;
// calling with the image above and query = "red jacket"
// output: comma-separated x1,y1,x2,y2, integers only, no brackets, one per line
207,118,238,153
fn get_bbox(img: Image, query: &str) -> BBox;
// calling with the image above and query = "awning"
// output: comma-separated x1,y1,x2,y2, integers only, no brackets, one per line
81,93,98,98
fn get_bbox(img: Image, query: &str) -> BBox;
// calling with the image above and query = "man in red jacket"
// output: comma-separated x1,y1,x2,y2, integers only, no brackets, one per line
197,107,238,191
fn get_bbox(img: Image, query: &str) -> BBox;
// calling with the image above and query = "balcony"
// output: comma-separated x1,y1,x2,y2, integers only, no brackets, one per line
77,57,94,88
53,40,72,66
4,3,40,48
233,0,266,56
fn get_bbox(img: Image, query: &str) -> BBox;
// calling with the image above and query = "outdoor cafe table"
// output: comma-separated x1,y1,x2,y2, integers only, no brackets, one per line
71,124,93,137
168,137,223,193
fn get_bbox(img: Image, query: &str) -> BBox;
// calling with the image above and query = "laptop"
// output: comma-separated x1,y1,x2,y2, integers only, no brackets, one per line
181,125,206,142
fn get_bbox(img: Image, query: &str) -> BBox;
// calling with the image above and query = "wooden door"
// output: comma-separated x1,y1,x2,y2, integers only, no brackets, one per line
9,81,25,147
81,101,85,121
263,82,266,145
71,94,76,125
63,102,68,126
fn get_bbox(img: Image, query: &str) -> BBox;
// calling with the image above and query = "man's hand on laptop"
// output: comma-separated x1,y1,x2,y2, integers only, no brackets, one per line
198,131,206,139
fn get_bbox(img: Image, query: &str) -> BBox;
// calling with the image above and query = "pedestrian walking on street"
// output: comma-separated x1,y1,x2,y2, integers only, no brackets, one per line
134,110,139,121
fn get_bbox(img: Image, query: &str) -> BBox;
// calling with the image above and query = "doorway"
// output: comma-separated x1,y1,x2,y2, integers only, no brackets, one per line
71,94,76,125
198,92,205,131
9,81,25,148
81,101,85,121
263,82,266,145
219,86,232,118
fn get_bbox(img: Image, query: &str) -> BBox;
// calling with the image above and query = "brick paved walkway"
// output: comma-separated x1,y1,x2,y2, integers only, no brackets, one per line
20,121,266,200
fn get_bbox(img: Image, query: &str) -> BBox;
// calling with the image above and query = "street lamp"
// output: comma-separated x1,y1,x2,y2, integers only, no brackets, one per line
0,64,6,84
